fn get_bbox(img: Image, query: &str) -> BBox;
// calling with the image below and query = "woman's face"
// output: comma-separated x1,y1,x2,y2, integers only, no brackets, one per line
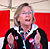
18,6,33,26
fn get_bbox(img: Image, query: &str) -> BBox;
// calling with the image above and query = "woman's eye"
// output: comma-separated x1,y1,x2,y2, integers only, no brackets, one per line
22,12,26,14
22,11,32,15
28,12,32,14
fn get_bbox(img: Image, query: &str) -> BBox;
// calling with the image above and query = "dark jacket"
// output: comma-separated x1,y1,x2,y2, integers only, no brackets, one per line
2,27,48,49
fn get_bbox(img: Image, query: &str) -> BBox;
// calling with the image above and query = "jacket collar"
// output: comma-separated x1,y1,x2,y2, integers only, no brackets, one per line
14,24,38,40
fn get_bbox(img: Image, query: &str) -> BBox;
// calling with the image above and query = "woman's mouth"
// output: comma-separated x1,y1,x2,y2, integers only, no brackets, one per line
25,19,30,22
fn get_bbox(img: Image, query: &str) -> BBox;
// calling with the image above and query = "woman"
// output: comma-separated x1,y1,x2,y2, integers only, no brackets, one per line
2,3,48,49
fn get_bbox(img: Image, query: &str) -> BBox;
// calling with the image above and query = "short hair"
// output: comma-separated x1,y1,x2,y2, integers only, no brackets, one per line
14,3,35,26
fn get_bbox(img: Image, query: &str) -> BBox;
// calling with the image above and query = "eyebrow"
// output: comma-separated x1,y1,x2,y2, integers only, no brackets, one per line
22,10,32,12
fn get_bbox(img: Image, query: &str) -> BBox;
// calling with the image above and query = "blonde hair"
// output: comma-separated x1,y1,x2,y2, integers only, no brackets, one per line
14,3,35,26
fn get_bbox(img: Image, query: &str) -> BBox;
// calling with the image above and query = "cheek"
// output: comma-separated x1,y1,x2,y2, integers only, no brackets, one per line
19,15,25,22
19,14,25,18
30,15,33,20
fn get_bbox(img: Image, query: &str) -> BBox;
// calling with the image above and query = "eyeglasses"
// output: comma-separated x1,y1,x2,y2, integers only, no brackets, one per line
21,11,33,15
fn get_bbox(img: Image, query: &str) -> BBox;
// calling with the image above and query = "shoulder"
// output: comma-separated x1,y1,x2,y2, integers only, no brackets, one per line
37,28,47,36
5,28,17,37
32,24,47,37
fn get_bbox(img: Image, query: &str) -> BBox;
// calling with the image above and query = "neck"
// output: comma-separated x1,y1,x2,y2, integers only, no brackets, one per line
20,24,32,33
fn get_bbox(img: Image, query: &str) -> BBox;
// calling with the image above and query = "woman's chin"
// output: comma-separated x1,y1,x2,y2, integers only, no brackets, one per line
24,23,32,26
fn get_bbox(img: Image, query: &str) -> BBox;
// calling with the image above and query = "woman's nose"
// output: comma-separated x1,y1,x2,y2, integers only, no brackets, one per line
26,13,29,16
26,13,30,17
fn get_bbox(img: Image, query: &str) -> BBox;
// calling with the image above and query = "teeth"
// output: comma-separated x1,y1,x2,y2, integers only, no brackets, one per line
25,19,30,21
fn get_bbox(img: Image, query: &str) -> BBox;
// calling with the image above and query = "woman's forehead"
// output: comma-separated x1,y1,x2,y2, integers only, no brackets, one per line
21,6,31,12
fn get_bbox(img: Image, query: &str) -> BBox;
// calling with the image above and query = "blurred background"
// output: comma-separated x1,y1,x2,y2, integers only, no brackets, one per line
0,0,50,49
